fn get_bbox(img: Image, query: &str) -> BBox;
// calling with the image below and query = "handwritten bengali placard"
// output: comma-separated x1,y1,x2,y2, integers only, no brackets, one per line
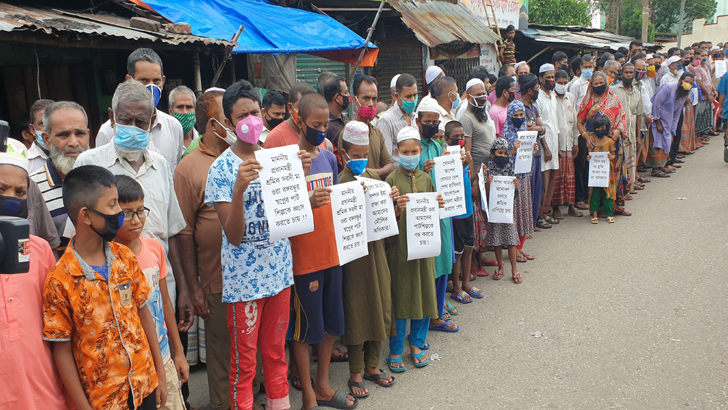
433,155,466,219
355,176,399,241
406,193,442,260
330,182,368,265
255,145,314,241
588,152,610,188
478,167,490,220
514,131,538,174
446,145,461,156
487,175,515,224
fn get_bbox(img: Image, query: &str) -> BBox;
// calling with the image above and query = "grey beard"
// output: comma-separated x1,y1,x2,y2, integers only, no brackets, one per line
50,143,87,176
115,146,144,163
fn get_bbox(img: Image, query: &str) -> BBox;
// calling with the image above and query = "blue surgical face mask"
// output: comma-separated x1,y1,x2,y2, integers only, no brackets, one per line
399,96,419,115
114,122,150,151
582,69,593,80
145,83,162,108
449,92,461,112
32,127,47,150
512,76,518,86
399,153,421,171
346,155,368,176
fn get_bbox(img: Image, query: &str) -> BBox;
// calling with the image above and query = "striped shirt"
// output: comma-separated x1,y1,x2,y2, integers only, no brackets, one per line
503,39,516,64
29,158,70,251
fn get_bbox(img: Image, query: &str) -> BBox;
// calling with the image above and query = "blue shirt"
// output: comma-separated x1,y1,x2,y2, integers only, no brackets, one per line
718,74,728,120
205,149,294,303
90,263,108,281
454,165,473,219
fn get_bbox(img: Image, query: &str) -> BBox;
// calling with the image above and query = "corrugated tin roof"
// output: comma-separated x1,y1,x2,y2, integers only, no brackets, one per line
390,0,500,47
0,3,231,47
522,24,663,51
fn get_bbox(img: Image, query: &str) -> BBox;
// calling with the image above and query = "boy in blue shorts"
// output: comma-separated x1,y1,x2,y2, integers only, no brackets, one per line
287,93,357,410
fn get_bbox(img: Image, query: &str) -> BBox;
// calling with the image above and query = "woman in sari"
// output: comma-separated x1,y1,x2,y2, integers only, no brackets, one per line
576,71,631,216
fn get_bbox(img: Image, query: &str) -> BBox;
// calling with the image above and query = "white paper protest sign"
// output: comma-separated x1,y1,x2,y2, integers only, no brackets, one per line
514,131,538,174
433,155,466,219
478,168,490,220
716,60,727,78
406,193,442,260
446,145,461,156
355,177,399,241
330,182,368,265
255,145,314,241
588,152,610,188
488,176,515,223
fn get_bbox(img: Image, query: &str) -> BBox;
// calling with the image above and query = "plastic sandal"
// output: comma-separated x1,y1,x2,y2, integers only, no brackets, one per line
429,321,459,333
387,355,406,373
412,351,430,368
493,270,505,280
512,272,523,284
407,336,430,350
471,267,490,277
445,301,459,316
450,291,473,304
348,379,369,399
467,287,484,299
363,371,395,387
316,388,358,410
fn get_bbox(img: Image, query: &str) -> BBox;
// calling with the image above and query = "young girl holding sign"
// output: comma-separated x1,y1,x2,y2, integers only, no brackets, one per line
485,137,523,284
586,116,617,224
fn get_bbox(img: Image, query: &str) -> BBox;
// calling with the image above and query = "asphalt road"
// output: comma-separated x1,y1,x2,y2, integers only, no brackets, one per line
189,138,728,410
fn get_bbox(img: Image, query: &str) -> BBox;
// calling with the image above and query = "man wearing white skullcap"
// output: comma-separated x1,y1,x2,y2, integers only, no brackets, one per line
0,138,68,410
425,66,445,86
661,55,682,84
388,74,401,109
535,62,560,227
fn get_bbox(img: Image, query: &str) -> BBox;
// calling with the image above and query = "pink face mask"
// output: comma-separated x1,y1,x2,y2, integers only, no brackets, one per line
692,59,701,67
236,115,265,145
355,97,378,120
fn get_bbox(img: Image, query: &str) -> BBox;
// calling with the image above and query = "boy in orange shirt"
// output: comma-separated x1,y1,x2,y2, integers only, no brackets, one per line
43,165,167,410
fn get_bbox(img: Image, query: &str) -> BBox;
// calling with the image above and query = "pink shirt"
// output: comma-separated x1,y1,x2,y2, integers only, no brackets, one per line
489,104,508,138
0,235,68,409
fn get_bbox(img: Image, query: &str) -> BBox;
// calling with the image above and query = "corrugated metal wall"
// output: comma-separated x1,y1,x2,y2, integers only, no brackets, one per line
296,54,346,89
374,38,424,106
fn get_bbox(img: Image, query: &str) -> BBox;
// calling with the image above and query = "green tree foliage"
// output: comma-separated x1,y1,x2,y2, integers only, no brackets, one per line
528,0,594,26
652,0,717,33
619,0,656,41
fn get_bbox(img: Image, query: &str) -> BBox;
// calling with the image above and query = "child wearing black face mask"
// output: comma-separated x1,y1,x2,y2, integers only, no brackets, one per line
43,165,168,410
587,116,617,224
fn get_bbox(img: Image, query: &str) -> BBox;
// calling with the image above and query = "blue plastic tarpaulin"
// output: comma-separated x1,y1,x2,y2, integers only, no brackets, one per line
134,0,378,65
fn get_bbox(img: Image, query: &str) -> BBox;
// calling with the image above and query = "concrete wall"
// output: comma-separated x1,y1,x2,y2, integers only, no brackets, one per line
661,15,728,48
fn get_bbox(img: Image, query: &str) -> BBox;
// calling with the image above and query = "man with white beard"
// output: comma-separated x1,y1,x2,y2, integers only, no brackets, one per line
74,80,194,331
30,101,91,253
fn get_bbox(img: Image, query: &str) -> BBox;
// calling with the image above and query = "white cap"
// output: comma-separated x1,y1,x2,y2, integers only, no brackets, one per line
342,121,369,146
425,66,444,84
539,63,555,73
666,55,681,66
514,61,527,71
390,74,401,89
466,78,484,91
416,97,442,114
711,46,720,52
645,54,654,60
0,139,29,173
205,87,226,93
396,126,421,143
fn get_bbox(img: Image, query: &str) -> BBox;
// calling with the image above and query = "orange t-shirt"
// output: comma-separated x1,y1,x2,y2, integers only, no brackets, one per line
262,121,300,149
288,149,340,275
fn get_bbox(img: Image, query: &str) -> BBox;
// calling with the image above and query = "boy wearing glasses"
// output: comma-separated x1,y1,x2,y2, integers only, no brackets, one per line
113,175,189,410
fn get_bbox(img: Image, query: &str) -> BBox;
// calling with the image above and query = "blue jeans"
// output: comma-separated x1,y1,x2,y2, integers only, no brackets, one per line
389,317,430,355
435,274,448,318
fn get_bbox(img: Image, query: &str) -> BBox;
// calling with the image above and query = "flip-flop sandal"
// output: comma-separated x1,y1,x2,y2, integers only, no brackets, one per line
412,351,430,368
615,210,632,216
348,380,369,399
330,347,349,362
568,209,584,217
512,273,523,284
445,301,459,316
387,356,406,373
493,270,505,280
450,291,473,304
483,258,499,266
471,267,490,277
575,202,589,210
467,287,484,299
516,254,528,263
591,217,599,224
363,371,395,387
407,335,430,350
652,171,670,178
523,252,535,260
316,388,358,409
429,321,459,333
607,216,616,223
289,372,315,391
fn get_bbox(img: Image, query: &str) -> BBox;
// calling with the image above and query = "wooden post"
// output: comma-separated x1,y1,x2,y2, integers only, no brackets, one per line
193,52,202,95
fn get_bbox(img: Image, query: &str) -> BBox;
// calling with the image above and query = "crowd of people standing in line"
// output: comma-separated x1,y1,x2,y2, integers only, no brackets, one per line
1,38,726,410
